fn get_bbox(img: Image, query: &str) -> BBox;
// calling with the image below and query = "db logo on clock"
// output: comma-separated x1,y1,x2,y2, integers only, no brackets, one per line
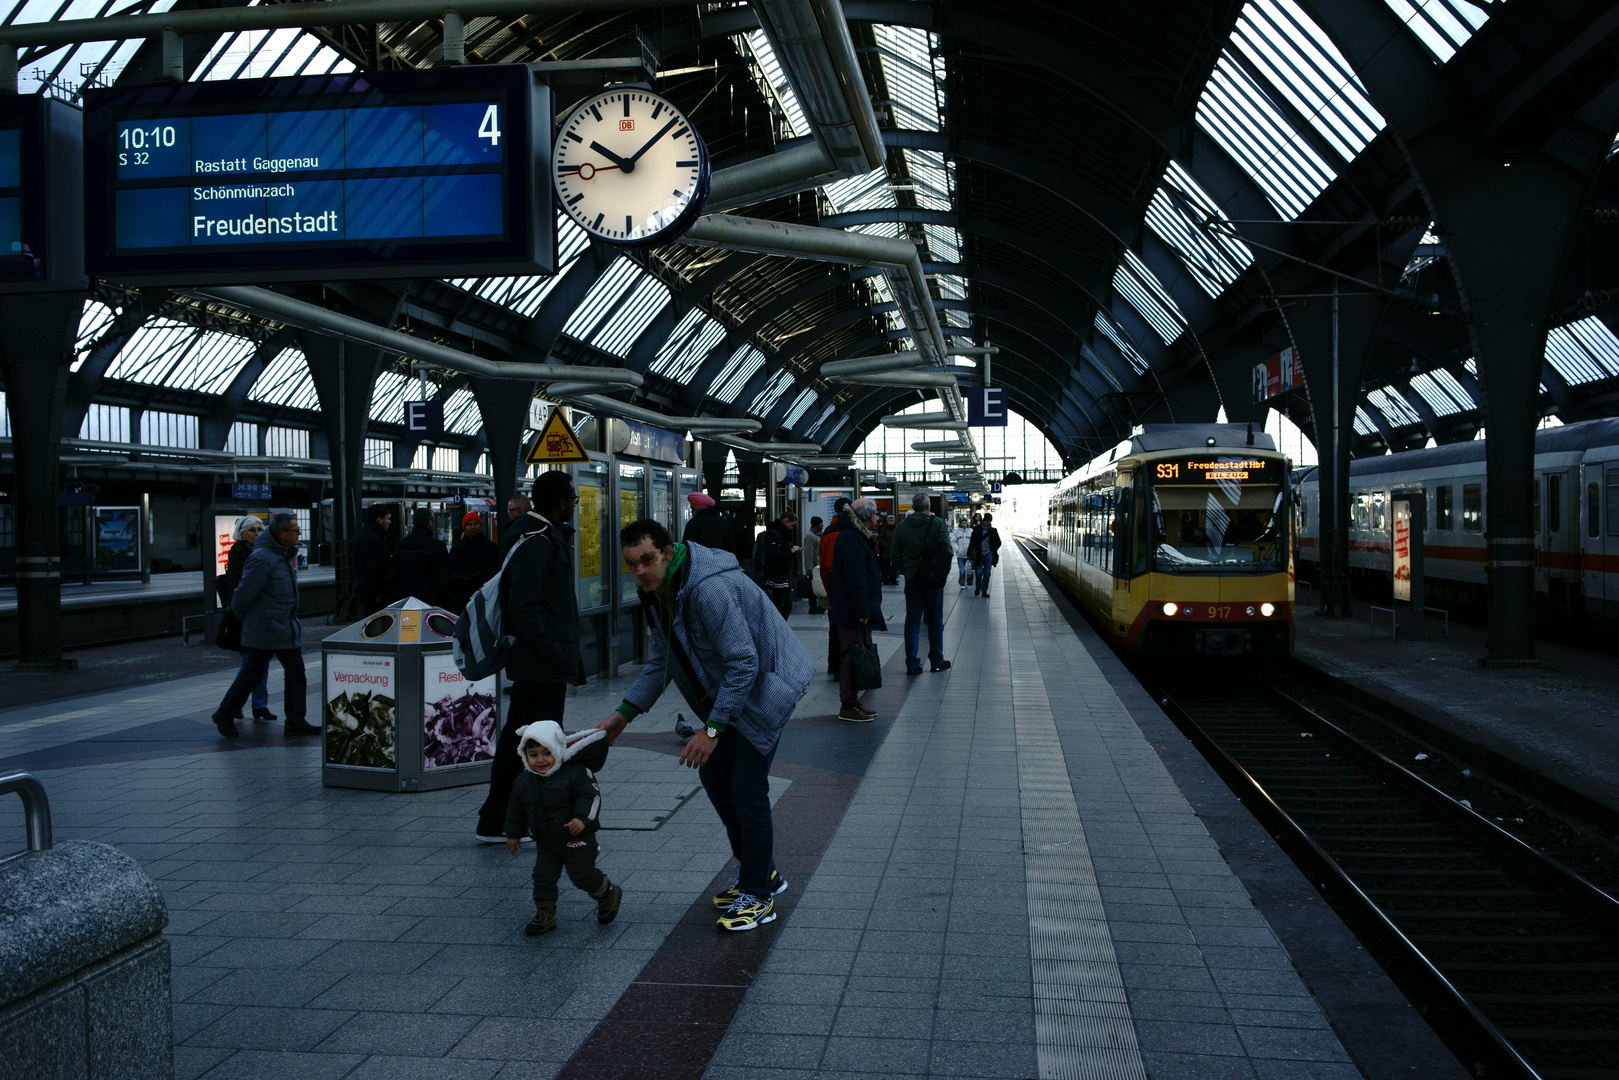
618,119,634,131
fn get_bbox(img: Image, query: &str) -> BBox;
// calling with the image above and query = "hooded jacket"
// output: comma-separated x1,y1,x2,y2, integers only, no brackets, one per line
621,542,815,756
949,524,972,559
829,514,884,629
890,511,951,582
231,529,301,651
502,514,586,686
504,723,609,842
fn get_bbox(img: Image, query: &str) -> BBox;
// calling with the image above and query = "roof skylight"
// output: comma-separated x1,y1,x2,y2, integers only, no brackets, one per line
561,257,642,343
248,347,319,410
590,275,671,358
1147,162,1255,297
1409,370,1470,415
651,309,727,385
1545,317,1619,385
1382,0,1491,63
1367,386,1422,427
1093,313,1151,375
737,29,809,140
749,368,797,418
708,344,767,404
782,387,819,429
1197,51,1338,219
1113,251,1187,345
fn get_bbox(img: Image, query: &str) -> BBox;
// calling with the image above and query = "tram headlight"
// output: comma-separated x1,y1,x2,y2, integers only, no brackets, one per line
1260,603,1275,617
1162,602,1178,617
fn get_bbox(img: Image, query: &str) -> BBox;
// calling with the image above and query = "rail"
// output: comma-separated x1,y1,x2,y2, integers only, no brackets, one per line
0,769,53,852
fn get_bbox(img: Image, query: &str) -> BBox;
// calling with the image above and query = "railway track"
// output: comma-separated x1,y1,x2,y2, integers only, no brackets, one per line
1013,533,1619,1080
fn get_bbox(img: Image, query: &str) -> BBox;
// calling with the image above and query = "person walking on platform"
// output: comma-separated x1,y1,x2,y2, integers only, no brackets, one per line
475,470,586,844
804,516,824,614
756,510,801,620
597,518,815,932
949,515,973,588
212,513,320,739
819,497,851,677
448,512,501,613
354,503,396,616
222,516,275,725
831,499,885,722
393,507,451,608
968,513,1003,598
682,491,735,554
890,493,953,676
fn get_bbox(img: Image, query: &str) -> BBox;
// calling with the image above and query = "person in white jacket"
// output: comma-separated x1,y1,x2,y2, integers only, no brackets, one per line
949,517,974,587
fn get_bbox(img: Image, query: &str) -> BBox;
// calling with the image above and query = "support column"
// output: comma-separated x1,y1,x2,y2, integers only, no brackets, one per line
468,377,534,522
0,293,83,667
302,333,384,621
1289,285,1387,618
699,442,727,497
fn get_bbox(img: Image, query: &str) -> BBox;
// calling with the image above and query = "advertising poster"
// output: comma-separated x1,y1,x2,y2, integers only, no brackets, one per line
94,506,141,572
578,484,601,578
324,652,397,769
1392,500,1412,603
421,653,498,769
212,514,240,577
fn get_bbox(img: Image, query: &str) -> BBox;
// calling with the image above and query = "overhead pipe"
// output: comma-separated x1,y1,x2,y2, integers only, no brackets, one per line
202,286,640,388
708,435,823,457
837,371,957,388
930,456,976,466
911,440,967,451
821,350,925,377
880,414,968,430
561,393,759,435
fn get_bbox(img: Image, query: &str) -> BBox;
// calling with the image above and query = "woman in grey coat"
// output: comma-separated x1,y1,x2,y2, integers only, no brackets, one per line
211,513,321,739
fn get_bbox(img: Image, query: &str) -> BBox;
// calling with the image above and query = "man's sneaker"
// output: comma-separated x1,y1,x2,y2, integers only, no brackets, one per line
474,832,506,844
712,868,788,909
838,706,876,722
716,893,776,931
931,660,952,673
906,664,923,676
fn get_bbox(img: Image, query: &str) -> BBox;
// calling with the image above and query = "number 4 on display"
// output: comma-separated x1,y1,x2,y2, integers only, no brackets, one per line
478,105,501,146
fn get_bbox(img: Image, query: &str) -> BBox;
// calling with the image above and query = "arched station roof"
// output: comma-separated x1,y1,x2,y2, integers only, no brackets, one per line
5,0,1619,474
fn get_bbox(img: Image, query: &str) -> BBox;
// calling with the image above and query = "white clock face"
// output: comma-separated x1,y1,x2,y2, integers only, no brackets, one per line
553,88,709,245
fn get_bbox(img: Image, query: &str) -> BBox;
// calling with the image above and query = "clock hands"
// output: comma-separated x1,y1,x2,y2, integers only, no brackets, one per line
625,116,683,168
588,140,633,172
560,162,620,180
582,117,682,176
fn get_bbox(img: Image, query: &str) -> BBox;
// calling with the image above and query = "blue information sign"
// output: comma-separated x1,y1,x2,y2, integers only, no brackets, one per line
84,66,553,284
232,483,272,501
0,126,19,257
0,94,85,293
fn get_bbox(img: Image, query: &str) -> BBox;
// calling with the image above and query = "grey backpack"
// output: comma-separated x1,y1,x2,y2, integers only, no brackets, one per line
451,527,542,681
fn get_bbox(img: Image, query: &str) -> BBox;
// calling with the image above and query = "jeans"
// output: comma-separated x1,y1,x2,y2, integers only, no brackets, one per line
956,555,971,585
215,647,305,724
903,582,944,669
975,551,994,594
477,681,566,836
235,650,270,711
699,727,778,900
837,624,873,708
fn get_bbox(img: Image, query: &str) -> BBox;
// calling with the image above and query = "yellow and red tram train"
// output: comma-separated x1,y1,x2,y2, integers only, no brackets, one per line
1042,424,1295,655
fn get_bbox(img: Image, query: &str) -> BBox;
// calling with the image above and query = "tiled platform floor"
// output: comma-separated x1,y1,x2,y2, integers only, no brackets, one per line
0,552,1368,1078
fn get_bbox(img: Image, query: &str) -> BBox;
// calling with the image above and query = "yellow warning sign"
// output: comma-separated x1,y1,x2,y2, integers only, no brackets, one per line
524,408,591,465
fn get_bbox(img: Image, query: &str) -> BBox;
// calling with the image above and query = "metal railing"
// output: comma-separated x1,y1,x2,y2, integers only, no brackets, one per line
0,770,52,852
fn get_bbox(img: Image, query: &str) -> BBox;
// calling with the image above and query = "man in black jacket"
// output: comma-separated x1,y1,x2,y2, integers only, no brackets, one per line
501,490,547,556
354,503,396,615
755,510,800,619
393,508,450,608
475,470,586,843
967,512,1003,598
681,491,734,553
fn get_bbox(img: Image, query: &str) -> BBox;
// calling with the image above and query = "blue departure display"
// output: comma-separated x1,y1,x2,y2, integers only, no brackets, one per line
0,126,21,257
84,67,553,284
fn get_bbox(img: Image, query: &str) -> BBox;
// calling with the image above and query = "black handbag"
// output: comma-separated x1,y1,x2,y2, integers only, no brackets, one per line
849,640,883,691
215,610,244,652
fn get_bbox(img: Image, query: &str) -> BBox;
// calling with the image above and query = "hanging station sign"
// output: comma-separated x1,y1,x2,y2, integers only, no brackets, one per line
0,94,86,293
82,65,554,284
1252,346,1304,402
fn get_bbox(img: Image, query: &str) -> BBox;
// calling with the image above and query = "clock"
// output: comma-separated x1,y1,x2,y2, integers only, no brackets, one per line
552,86,711,246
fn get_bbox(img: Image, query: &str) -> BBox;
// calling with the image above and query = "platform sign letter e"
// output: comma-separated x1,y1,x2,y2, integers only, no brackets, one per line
405,400,444,441
969,387,1007,427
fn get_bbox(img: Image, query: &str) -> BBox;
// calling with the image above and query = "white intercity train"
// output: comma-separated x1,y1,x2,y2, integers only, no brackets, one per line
1295,418,1619,617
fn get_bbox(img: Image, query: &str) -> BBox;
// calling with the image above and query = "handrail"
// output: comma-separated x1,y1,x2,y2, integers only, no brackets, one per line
0,770,52,852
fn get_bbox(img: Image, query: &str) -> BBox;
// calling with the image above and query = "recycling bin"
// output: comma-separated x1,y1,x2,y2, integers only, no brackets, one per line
321,597,500,792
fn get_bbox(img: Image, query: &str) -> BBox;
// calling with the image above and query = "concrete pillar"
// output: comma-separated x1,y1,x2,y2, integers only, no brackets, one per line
0,293,82,667
1288,287,1388,618
301,333,384,621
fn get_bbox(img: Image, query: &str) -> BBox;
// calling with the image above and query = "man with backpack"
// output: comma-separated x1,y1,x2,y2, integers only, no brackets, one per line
474,471,586,844
889,493,954,676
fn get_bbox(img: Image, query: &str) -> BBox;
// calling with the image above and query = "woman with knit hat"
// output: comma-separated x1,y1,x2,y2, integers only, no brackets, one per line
448,511,501,612
681,490,735,554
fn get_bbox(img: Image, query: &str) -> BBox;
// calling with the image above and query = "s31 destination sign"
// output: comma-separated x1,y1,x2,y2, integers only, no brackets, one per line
83,66,553,284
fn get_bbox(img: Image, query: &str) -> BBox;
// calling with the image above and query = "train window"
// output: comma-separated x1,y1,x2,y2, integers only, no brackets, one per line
1588,481,1601,539
1609,470,1619,536
1463,483,1483,531
1372,492,1386,533
1548,473,1561,534
1436,486,1452,530
1532,478,1540,534
1299,491,1309,530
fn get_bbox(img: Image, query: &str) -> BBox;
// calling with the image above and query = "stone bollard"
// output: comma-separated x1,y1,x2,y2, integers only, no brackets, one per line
0,771,172,1080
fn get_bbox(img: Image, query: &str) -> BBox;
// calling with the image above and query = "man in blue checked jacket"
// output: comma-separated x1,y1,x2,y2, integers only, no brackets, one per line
596,518,815,932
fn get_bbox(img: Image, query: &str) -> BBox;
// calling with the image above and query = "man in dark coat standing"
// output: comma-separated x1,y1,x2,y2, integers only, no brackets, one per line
890,492,954,675
829,499,884,723
755,510,800,619
354,503,396,615
475,470,586,843
681,491,734,553
393,507,450,608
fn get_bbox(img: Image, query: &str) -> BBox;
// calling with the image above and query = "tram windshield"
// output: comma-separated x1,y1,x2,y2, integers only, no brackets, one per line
1148,456,1287,574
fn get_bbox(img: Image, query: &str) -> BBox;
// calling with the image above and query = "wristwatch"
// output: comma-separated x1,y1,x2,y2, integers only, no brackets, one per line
705,724,721,739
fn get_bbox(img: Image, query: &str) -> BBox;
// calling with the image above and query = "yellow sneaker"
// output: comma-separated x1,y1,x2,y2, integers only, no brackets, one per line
711,868,787,909
716,893,776,932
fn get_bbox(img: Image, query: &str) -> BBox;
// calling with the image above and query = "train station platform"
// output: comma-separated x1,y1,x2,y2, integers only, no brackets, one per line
0,550,1425,1080
1293,600,1619,822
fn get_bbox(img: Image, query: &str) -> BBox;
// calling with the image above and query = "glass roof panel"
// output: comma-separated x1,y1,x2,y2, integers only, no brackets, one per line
561,257,641,342
737,29,809,139
782,387,818,429
650,308,726,385
105,319,194,385
1546,318,1619,385
248,347,318,410
1113,251,1186,345
1353,405,1378,436
1093,313,1150,374
168,329,257,394
1409,371,1465,415
873,25,941,134
708,343,766,404
1196,51,1338,219
73,300,116,369
1146,163,1255,297
443,387,482,435
1381,0,1490,63
804,402,838,438
368,369,412,423
1231,0,1385,162
1367,386,1421,427
591,274,671,358
749,368,796,418
8,0,177,97
450,214,589,318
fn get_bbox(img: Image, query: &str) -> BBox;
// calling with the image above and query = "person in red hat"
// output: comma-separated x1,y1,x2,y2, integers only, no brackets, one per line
448,509,501,612
681,490,736,555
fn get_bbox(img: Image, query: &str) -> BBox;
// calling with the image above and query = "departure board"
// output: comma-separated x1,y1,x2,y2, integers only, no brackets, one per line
0,124,19,259
84,66,553,284
0,94,85,293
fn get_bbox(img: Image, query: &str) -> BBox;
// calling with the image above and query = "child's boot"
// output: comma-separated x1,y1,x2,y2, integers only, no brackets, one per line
592,878,622,924
525,901,556,936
